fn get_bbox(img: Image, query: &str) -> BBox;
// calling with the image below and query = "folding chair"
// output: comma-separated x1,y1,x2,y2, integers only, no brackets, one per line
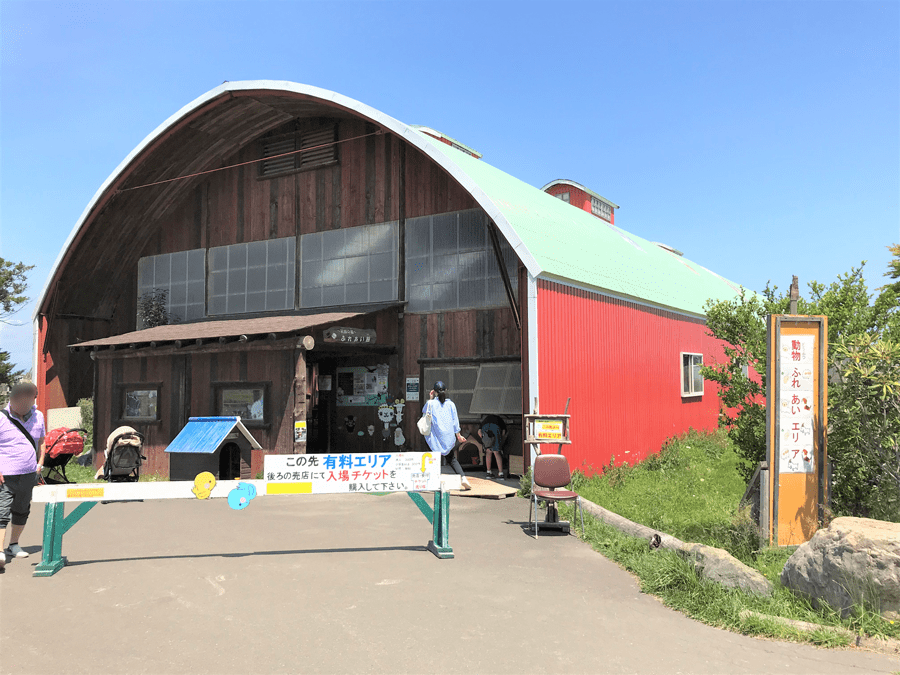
529,453,584,538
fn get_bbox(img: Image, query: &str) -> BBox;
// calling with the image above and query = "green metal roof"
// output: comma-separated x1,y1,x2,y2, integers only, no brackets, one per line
423,136,745,316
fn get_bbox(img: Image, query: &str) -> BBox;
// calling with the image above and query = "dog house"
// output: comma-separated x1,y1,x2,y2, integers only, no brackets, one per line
166,416,262,481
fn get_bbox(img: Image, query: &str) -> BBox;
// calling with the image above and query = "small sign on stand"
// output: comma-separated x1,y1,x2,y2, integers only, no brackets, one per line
525,401,572,534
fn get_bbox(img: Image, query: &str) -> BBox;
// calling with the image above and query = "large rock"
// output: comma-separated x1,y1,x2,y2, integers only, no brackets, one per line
681,543,774,596
781,517,900,618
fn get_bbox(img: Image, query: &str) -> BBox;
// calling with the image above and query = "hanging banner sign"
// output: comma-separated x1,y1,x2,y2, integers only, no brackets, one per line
264,451,440,494
323,327,377,344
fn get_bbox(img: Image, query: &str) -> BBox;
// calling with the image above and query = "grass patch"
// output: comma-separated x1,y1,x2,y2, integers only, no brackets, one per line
49,456,167,483
553,429,900,645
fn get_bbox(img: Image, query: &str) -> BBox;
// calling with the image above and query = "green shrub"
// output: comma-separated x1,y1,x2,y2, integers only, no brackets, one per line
517,467,533,498
829,335,900,521
77,397,94,451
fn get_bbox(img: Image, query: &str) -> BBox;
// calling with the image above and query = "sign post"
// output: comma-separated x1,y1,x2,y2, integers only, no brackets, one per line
524,411,572,533
766,314,828,546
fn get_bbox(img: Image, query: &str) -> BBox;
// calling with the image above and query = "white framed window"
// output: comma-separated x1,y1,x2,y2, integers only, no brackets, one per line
406,209,518,313
591,197,613,222
556,191,570,203
208,237,296,315
122,387,159,421
469,362,522,415
300,222,399,308
216,384,267,426
741,362,750,379
681,353,704,397
137,249,206,327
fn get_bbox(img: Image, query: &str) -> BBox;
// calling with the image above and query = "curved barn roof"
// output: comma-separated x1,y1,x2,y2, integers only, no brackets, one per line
37,80,744,321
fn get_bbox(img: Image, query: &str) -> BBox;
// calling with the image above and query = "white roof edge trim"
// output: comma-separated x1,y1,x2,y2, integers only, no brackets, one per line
234,419,263,450
34,80,542,321
540,179,620,209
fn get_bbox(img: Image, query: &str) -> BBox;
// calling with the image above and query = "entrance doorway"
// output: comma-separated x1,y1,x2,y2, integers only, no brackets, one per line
218,442,241,479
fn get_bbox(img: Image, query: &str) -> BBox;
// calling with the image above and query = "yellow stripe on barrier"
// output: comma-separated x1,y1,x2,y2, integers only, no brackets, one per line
66,487,105,499
266,482,313,495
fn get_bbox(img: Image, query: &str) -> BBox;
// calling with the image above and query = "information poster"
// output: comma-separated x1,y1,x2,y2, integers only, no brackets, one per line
264,452,440,494
406,377,420,401
336,366,390,406
294,420,307,443
778,335,816,473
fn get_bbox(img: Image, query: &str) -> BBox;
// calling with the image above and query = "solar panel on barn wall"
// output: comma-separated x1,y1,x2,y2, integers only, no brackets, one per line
536,279,726,475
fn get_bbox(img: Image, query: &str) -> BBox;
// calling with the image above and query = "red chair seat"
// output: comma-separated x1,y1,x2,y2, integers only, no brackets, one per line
534,489,578,500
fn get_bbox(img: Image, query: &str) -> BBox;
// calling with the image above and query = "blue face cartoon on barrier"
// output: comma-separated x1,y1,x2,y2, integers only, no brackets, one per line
227,482,257,510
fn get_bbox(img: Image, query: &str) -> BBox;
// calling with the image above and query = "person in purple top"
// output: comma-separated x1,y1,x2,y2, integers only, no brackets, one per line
424,381,472,491
0,382,46,571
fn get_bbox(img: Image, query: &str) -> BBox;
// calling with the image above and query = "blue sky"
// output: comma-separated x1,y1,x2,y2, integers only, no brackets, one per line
1,0,898,373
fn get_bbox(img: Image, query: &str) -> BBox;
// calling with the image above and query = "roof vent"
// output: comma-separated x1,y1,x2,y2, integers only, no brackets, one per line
653,242,684,257
410,125,482,159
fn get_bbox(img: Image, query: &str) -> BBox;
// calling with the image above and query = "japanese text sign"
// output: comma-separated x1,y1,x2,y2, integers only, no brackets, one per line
264,452,440,495
778,335,815,474
534,419,564,441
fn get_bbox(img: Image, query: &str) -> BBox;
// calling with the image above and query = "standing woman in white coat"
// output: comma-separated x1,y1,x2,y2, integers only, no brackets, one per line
424,381,472,490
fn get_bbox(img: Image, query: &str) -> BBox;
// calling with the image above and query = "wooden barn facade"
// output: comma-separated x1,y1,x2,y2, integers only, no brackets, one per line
34,81,744,479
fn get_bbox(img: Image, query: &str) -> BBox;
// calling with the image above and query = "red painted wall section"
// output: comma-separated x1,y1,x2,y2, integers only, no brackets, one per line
536,279,726,474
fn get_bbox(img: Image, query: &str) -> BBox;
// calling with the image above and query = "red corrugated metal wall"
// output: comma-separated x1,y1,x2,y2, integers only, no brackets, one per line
537,279,725,474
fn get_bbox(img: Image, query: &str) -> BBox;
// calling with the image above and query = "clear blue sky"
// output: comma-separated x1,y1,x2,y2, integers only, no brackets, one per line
1,0,898,373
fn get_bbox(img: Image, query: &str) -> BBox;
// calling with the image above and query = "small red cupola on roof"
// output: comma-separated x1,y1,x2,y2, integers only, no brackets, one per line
541,179,619,225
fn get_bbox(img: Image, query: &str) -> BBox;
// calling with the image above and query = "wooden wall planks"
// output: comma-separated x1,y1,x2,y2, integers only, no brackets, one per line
144,123,475,258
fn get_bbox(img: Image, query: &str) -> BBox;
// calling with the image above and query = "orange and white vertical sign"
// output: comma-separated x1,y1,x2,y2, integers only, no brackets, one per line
767,315,828,546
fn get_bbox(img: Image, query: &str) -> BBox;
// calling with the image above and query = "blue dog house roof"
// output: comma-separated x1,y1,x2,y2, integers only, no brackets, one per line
165,417,262,454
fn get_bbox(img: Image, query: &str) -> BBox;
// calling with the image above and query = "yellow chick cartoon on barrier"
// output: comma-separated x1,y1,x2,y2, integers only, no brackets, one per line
192,471,216,499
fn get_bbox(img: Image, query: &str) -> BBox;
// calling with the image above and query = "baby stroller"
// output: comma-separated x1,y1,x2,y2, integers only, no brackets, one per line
101,426,146,482
40,427,87,484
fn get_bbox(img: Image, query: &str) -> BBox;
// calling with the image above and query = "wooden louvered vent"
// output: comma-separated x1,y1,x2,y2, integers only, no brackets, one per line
259,124,337,177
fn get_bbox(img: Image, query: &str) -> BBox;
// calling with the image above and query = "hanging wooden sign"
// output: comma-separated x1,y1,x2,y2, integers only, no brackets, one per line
323,327,377,344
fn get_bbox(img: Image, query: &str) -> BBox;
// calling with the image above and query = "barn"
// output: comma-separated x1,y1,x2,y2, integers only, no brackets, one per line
33,80,743,479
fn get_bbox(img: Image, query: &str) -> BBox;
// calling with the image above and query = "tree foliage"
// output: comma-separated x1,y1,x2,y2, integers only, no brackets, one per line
0,351,25,401
830,335,900,520
0,257,35,324
0,257,33,394
702,248,900,519
880,243,900,297
137,288,174,328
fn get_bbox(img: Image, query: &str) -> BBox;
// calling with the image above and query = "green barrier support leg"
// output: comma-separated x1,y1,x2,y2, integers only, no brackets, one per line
34,501,98,577
407,492,433,524
426,490,453,559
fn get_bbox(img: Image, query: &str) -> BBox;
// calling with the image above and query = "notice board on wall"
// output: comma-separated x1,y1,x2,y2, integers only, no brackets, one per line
335,365,390,406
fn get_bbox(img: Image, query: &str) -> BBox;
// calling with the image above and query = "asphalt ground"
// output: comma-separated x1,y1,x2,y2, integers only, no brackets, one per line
1,491,896,674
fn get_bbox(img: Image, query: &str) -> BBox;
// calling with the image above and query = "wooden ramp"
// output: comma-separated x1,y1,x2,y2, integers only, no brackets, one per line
450,476,518,500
